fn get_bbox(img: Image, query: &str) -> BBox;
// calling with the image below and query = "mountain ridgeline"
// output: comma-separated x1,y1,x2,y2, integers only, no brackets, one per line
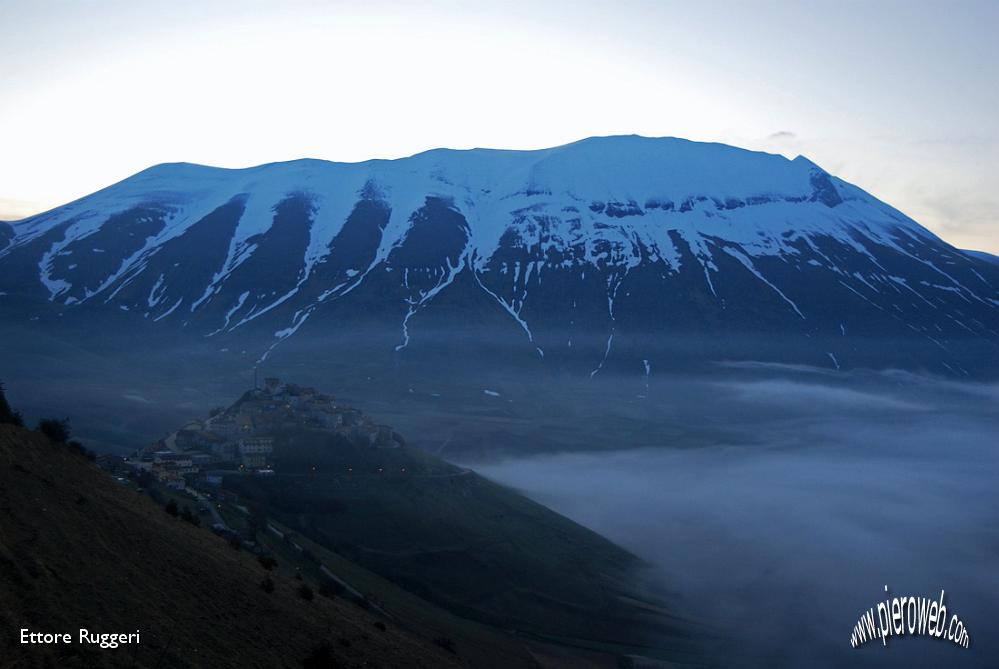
1,135,997,380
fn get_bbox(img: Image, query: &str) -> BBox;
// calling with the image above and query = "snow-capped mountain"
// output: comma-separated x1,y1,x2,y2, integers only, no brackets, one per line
2,135,998,377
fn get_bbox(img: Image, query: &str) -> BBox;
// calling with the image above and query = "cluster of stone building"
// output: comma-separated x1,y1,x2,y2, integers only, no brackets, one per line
136,377,401,488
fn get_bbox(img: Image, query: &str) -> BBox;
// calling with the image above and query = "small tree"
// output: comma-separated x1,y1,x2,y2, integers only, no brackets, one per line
259,577,275,593
180,505,202,526
258,555,278,571
0,382,24,427
136,469,154,488
247,504,268,540
66,440,95,460
165,500,179,517
37,418,71,444
297,584,314,601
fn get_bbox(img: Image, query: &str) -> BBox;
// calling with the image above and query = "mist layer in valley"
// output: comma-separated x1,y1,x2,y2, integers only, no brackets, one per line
470,366,999,668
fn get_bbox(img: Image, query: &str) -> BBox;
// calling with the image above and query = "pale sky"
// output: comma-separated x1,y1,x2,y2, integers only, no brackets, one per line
1,0,997,253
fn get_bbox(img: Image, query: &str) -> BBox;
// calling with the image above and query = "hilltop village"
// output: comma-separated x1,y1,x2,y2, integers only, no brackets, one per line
134,378,404,488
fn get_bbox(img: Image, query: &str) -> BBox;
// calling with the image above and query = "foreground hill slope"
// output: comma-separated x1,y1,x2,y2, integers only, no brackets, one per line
168,384,700,661
230,425,686,650
0,424,460,669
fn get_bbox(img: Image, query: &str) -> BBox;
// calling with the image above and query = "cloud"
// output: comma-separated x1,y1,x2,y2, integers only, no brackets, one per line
713,379,926,411
767,130,797,140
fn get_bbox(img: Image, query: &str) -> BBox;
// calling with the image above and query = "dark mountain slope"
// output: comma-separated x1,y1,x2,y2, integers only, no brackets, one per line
0,424,460,669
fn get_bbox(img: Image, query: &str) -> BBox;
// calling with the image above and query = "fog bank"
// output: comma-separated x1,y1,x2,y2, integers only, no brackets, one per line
472,370,999,668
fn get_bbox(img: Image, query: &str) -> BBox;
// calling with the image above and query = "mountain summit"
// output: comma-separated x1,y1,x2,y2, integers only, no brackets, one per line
1,135,997,377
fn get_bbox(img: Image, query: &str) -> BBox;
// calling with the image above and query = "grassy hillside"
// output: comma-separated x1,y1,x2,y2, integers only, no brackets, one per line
224,426,697,658
0,424,461,669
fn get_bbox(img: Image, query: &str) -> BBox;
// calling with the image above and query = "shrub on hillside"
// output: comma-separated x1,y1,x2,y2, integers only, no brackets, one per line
165,500,179,517
180,506,200,526
433,637,456,654
37,418,71,444
297,584,314,601
67,440,96,460
0,382,23,427
247,504,268,539
135,469,154,488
